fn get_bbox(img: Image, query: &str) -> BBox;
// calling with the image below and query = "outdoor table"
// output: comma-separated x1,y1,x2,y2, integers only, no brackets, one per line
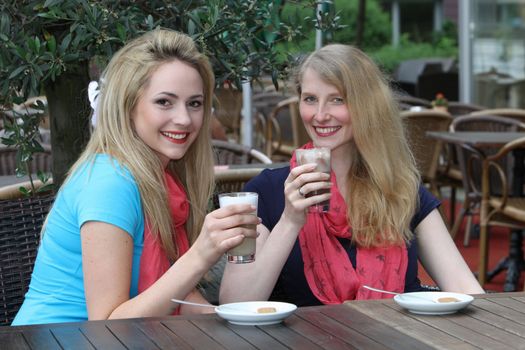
427,131,525,291
1,292,524,349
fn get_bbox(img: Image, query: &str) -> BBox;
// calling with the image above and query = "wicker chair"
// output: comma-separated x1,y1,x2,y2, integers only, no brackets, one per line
0,193,54,325
0,144,53,176
395,94,432,109
213,88,243,142
446,101,485,117
470,108,525,123
212,140,272,165
265,96,310,161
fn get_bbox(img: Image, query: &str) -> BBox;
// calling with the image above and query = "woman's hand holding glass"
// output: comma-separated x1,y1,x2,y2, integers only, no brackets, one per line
284,163,331,227
193,204,260,266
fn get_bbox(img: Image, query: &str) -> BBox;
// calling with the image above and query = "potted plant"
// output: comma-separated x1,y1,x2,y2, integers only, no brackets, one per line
431,93,449,112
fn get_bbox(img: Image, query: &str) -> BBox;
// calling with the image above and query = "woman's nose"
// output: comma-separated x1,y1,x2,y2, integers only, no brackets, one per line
172,105,191,126
314,103,330,121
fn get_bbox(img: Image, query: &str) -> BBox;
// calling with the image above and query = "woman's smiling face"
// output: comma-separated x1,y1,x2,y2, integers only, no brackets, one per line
132,59,205,168
299,68,353,154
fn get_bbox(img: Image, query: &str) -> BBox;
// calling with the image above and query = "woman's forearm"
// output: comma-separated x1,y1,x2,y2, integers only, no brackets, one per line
107,248,210,319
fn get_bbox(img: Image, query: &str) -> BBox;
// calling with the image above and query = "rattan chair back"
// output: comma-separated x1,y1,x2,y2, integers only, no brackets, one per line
0,193,54,325
447,101,485,117
265,96,310,160
0,144,52,176
401,110,452,196
470,108,525,124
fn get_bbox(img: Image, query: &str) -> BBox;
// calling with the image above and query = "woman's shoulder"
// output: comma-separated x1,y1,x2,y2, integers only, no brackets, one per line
66,154,140,197
410,185,441,230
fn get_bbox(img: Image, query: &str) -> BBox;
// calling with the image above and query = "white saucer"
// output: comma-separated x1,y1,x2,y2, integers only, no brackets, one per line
394,292,474,315
215,301,297,326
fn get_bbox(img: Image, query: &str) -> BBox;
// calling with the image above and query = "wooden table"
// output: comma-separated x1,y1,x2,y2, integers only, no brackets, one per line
427,131,525,290
1,292,524,349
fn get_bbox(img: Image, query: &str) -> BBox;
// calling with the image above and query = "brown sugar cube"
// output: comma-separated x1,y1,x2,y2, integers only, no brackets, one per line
257,307,277,314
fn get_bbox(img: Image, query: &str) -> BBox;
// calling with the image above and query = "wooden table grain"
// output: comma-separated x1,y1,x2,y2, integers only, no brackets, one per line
1,292,524,349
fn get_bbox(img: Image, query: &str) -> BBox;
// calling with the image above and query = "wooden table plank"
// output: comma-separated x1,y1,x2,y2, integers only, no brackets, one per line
255,323,324,349
137,320,193,349
406,309,517,349
323,304,435,350
51,326,95,349
473,299,525,326
489,297,525,316
225,323,290,350
345,301,477,350
79,323,127,350
106,322,159,349
0,331,31,350
466,304,525,338
449,311,525,349
22,328,62,350
162,319,225,349
191,318,257,350
294,308,389,350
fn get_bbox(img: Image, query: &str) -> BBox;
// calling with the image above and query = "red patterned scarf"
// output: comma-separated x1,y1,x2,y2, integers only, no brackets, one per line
291,143,407,303
138,172,190,305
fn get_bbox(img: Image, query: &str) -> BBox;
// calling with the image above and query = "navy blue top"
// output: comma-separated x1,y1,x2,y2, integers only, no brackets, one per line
244,166,440,306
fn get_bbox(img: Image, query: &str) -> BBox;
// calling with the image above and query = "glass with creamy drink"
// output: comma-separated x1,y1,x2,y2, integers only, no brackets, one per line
218,192,258,263
295,147,331,212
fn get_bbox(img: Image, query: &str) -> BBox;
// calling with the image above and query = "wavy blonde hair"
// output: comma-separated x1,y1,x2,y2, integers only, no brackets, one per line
296,44,420,247
67,29,215,260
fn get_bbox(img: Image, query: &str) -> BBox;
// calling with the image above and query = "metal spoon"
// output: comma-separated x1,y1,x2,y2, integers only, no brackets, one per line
362,285,438,303
171,299,259,313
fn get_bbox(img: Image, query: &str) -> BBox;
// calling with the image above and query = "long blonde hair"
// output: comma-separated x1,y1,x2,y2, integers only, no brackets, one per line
296,44,420,247
67,29,215,260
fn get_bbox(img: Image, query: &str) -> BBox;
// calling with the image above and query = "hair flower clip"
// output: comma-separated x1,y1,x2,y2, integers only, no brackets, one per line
88,81,100,127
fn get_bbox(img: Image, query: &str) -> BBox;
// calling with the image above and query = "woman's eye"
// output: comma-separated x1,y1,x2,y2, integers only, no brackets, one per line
188,100,203,109
155,98,170,107
332,97,344,104
303,96,316,103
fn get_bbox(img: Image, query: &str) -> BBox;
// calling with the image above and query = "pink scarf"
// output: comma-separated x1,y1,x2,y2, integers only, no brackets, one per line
292,143,407,303
138,172,190,307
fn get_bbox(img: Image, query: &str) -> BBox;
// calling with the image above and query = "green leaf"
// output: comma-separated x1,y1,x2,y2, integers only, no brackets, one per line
8,65,26,79
37,183,54,194
60,33,72,53
47,35,57,53
18,186,30,197
44,0,62,8
116,23,126,42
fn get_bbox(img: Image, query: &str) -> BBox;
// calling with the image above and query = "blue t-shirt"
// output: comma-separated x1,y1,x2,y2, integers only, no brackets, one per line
12,155,145,325
244,166,440,307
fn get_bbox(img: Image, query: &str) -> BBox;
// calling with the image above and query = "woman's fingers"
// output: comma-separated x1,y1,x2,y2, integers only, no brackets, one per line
212,203,256,219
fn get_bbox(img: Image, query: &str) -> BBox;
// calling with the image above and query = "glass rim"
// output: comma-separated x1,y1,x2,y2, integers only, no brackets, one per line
218,192,258,198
